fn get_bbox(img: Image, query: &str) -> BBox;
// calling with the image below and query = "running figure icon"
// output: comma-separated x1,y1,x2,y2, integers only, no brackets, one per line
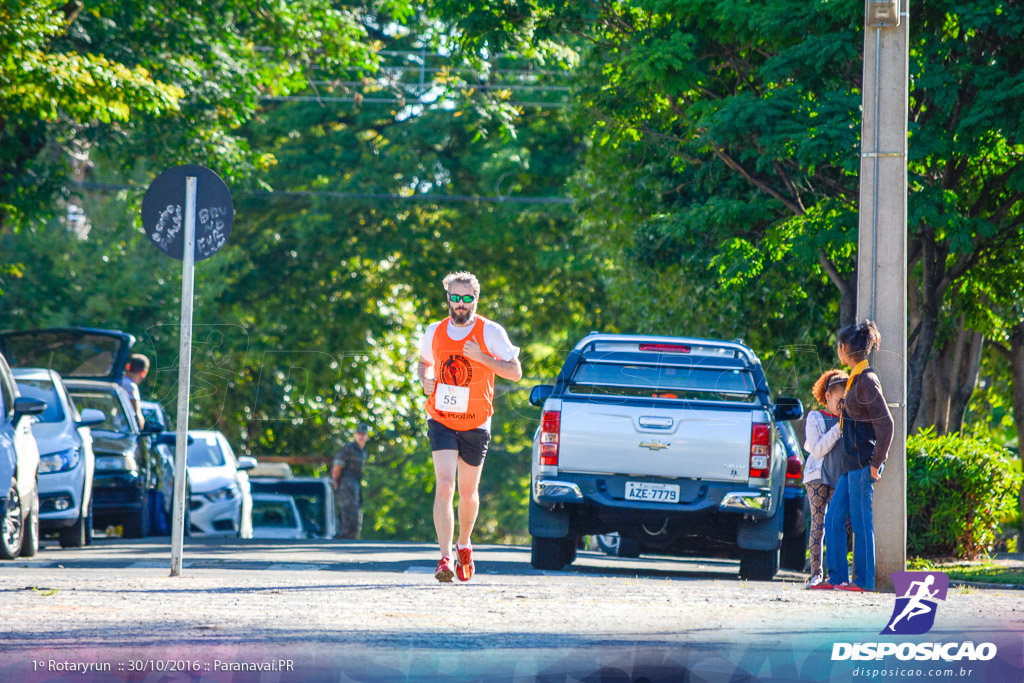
886,575,938,631
881,571,949,635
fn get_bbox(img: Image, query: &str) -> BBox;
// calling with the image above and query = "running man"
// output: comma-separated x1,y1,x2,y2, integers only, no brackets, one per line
887,574,939,632
418,271,522,582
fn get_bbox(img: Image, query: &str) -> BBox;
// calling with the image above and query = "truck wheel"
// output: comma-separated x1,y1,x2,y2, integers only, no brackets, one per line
780,525,808,571
739,549,779,581
531,536,567,570
616,537,642,558
563,535,578,567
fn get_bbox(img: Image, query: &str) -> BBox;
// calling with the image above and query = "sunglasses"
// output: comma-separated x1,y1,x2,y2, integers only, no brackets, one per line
448,293,476,303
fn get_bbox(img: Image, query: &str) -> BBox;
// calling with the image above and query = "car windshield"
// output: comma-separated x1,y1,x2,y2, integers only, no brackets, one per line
569,362,757,402
141,404,174,431
188,435,226,467
3,331,123,378
15,379,65,423
252,499,297,528
67,390,130,433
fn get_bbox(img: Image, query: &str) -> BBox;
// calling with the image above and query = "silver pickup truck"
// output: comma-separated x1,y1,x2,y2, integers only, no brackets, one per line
527,333,804,580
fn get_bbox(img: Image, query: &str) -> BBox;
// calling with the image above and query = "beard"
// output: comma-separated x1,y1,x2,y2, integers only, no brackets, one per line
449,303,475,325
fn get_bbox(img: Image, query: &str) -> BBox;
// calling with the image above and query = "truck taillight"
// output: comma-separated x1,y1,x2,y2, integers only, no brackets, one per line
749,423,771,478
539,411,560,466
786,454,804,482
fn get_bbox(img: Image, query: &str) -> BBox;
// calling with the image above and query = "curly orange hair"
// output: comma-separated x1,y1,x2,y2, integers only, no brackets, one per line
812,369,849,406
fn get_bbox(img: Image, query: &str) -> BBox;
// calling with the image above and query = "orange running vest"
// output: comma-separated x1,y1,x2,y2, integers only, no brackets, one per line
426,315,496,431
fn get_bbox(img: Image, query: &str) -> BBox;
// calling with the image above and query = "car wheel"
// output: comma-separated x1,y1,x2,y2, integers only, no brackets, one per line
1,485,24,560
60,483,90,548
595,533,620,556
616,536,642,558
530,536,567,571
60,510,89,548
85,499,93,546
739,548,780,581
123,499,151,539
19,491,39,558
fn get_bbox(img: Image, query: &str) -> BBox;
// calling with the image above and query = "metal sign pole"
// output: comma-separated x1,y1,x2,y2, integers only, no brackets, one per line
170,176,197,577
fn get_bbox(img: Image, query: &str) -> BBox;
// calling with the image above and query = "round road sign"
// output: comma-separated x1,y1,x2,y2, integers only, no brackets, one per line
141,165,233,261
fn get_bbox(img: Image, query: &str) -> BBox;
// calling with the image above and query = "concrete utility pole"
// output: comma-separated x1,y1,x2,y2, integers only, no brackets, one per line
857,0,909,592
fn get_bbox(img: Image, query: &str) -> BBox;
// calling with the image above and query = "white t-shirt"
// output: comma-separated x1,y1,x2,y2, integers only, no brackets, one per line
418,317,520,365
419,317,520,432
119,376,141,403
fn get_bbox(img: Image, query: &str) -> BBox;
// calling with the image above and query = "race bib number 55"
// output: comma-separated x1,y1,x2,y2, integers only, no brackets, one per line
435,384,470,413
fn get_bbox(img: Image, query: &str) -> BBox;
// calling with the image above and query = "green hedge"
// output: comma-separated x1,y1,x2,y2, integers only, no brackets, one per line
908,430,1023,560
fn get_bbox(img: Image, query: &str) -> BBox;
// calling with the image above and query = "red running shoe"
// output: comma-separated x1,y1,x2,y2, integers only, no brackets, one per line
455,545,474,582
835,583,869,592
435,556,454,583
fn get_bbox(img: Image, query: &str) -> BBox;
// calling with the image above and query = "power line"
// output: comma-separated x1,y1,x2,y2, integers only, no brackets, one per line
260,95,567,108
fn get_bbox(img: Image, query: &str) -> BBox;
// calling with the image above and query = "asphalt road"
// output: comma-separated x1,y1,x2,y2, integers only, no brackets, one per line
1,537,1022,682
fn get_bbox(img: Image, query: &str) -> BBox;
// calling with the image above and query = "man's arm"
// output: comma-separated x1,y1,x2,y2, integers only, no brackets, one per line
463,340,522,381
418,359,436,394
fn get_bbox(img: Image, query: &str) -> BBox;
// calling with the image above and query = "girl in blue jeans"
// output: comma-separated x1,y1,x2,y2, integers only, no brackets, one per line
824,320,894,592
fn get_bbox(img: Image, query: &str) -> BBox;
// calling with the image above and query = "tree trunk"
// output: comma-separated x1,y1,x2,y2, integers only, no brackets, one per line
1010,324,1024,536
906,232,947,430
946,327,984,433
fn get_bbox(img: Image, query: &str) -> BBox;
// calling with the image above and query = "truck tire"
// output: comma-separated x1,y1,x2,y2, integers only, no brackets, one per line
531,536,567,571
563,535,578,567
616,537,642,558
739,548,779,581
780,497,809,571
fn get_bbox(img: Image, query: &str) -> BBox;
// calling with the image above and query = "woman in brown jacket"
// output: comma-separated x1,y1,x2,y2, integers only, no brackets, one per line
823,320,894,592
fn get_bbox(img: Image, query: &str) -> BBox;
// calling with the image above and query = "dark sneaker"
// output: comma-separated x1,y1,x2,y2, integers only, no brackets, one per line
435,556,454,583
456,545,474,582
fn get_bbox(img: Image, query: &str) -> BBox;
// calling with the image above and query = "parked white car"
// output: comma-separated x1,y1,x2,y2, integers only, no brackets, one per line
0,351,45,559
251,493,305,539
187,430,256,538
13,368,104,547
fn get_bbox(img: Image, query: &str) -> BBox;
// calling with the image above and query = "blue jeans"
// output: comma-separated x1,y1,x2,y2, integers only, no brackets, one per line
824,466,877,590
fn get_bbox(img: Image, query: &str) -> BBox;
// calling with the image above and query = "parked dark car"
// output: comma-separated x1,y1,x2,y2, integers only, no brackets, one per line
0,327,174,538
140,400,183,535
64,380,165,537
0,351,46,559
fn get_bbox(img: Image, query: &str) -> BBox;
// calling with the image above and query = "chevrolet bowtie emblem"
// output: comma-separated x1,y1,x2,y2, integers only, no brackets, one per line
639,441,670,451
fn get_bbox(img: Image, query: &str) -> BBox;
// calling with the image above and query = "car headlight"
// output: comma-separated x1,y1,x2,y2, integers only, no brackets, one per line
203,485,239,503
95,453,139,472
39,447,81,474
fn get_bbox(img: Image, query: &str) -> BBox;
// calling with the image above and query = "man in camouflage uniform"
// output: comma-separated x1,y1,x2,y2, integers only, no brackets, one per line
331,423,369,539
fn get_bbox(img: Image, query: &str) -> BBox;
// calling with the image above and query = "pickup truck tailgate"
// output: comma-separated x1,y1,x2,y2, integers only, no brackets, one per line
557,400,753,482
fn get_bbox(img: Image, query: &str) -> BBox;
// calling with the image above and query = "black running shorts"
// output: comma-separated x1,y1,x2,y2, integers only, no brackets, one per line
427,419,491,467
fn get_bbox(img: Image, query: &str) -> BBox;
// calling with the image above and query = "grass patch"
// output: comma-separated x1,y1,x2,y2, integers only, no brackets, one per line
938,565,1024,588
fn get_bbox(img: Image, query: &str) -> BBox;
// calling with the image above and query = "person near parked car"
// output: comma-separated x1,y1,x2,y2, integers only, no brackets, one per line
331,423,370,539
824,320,893,592
803,369,848,589
119,354,149,426
418,271,522,583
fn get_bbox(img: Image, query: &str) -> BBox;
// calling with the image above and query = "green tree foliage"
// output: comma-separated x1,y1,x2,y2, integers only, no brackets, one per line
0,0,385,238
433,0,1024,434
907,430,1022,559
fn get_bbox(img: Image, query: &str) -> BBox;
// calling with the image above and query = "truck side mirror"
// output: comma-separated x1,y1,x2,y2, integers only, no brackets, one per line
773,397,804,422
529,385,554,407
